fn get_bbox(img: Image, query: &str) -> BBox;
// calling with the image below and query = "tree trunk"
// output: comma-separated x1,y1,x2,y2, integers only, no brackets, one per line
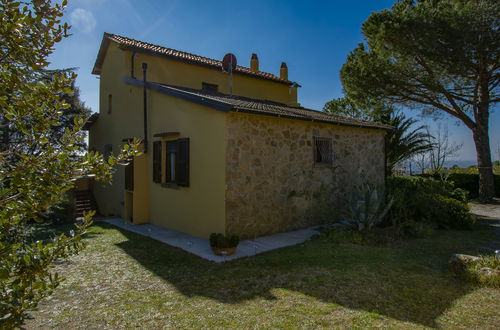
472,73,495,202
472,126,495,201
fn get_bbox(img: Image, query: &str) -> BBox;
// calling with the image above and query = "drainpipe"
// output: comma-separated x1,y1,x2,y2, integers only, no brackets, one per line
142,62,148,153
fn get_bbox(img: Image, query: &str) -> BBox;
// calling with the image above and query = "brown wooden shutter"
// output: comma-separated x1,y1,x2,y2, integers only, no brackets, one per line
152,141,162,183
176,138,189,186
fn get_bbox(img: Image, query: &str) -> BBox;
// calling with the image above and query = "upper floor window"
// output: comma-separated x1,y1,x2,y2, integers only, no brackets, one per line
202,82,218,93
313,136,333,166
108,94,112,114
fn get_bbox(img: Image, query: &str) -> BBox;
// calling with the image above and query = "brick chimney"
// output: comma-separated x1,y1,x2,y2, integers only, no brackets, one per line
250,53,259,72
280,62,288,80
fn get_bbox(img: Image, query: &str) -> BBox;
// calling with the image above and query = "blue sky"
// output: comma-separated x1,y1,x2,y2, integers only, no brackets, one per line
48,0,499,162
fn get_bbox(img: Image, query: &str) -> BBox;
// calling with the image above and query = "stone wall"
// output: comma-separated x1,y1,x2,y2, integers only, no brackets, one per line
225,112,386,239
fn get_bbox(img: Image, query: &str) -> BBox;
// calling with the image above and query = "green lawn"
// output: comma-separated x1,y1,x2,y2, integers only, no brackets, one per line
25,222,499,329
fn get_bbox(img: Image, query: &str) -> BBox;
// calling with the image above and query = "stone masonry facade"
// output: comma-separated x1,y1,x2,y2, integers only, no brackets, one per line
225,112,386,239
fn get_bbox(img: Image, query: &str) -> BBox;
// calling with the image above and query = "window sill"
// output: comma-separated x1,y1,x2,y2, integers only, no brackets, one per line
161,182,180,189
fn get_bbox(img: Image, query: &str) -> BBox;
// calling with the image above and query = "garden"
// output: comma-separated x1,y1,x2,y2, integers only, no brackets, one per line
21,175,499,329
24,217,498,328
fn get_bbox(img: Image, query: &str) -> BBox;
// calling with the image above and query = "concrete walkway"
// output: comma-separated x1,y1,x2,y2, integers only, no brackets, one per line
103,218,319,263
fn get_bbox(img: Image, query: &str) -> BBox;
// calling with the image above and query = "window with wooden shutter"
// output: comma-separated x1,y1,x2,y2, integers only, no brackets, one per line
166,140,178,184
176,138,189,186
165,138,190,187
152,141,162,183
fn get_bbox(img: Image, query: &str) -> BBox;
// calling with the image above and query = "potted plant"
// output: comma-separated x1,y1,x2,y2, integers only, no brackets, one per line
209,233,240,256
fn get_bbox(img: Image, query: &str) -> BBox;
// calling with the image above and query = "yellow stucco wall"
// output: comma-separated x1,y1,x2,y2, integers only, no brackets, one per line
131,153,150,224
89,42,226,238
89,43,137,217
147,93,226,238
127,49,295,105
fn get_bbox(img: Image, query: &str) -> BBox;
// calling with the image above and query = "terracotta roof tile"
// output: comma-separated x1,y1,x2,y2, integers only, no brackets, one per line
98,33,293,85
153,82,393,130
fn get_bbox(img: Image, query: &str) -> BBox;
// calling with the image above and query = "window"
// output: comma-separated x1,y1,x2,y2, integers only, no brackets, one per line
104,144,112,160
313,136,333,166
152,141,162,183
165,138,190,186
202,82,218,92
108,94,112,114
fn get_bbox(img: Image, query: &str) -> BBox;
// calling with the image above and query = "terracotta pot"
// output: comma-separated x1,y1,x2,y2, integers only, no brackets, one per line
211,246,236,256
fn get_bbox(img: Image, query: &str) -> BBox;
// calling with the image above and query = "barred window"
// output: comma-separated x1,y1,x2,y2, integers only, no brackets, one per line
313,136,333,166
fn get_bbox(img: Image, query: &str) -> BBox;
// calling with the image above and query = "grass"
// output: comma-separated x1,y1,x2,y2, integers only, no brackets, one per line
465,254,500,288
24,222,500,329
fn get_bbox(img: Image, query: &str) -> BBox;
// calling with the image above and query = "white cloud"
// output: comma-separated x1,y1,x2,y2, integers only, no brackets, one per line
70,8,97,34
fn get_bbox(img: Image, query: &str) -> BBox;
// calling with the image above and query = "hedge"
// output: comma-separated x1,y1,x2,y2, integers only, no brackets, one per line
418,173,500,198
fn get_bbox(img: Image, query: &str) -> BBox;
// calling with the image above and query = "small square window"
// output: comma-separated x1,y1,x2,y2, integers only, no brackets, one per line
313,136,333,166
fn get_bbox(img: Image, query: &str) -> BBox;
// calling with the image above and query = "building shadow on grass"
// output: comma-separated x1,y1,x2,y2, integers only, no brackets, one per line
111,223,497,328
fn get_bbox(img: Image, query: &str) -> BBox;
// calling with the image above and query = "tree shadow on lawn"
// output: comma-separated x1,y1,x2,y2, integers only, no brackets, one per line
112,224,497,328
28,221,102,243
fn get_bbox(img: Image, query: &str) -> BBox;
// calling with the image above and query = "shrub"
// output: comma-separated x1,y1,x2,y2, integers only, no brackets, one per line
418,194,476,229
421,172,500,198
44,192,74,223
386,176,475,230
399,220,435,238
449,187,469,203
209,233,240,248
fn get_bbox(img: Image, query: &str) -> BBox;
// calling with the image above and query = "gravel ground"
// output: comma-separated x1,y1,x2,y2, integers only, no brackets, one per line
469,198,500,222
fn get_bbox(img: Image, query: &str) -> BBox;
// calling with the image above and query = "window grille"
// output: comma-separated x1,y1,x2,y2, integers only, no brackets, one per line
313,136,333,166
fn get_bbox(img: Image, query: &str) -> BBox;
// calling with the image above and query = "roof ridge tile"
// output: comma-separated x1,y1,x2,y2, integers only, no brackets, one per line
104,33,292,85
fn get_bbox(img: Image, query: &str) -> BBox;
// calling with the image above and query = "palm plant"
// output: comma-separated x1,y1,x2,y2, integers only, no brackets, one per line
322,96,432,175
380,111,433,175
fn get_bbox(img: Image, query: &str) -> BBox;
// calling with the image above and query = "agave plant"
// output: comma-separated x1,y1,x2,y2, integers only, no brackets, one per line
346,183,394,232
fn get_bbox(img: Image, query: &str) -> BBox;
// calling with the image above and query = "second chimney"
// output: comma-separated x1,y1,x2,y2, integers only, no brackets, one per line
250,53,259,72
280,62,288,80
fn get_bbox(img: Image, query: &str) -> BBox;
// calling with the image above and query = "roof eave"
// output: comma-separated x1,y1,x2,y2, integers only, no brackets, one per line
123,77,234,112
232,107,392,131
91,33,112,75
122,77,391,131
83,113,99,130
